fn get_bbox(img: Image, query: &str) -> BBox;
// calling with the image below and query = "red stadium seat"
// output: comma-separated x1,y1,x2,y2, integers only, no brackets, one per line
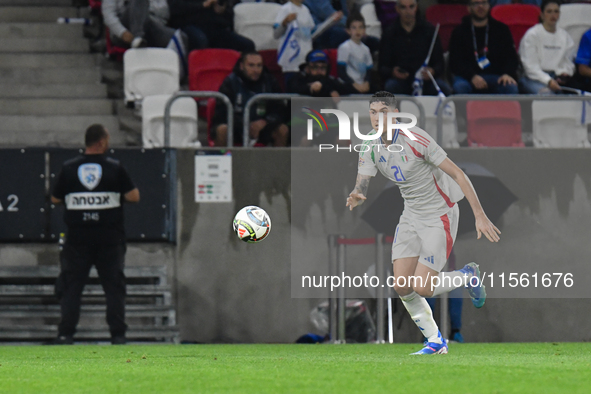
188,49,240,145
466,101,524,147
105,27,126,61
324,49,338,78
491,4,540,48
188,49,241,92
425,5,469,52
88,0,102,12
259,49,284,92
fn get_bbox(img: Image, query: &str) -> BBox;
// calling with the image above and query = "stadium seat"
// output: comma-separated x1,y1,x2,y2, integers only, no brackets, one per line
360,3,382,39
324,49,338,78
234,2,282,50
491,4,540,48
88,0,102,12
532,100,591,148
105,27,127,61
259,49,284,92
188,49,241,93
466,100,524,147
400,97,459,148
142,94,200,148
425,5,469,52
124,48,179,105
557,4,591,49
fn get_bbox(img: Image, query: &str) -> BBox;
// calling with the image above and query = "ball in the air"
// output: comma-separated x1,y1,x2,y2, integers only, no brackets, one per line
233,206,271,243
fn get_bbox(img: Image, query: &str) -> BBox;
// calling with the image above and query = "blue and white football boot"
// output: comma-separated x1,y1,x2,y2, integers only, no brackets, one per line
460,262,486,308
411,331,448,355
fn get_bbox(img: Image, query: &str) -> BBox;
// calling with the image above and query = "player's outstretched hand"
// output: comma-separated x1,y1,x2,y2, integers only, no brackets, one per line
346,192,366,211
475,214,501,242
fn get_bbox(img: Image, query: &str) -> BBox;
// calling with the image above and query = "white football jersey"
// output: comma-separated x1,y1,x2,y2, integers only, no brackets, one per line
358,126,464,219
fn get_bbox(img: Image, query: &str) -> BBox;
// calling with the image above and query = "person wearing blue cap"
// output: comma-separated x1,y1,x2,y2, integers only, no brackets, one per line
287,50,357,97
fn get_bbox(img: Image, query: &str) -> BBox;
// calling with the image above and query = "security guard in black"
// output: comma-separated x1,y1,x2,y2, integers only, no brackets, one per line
51,124,139,344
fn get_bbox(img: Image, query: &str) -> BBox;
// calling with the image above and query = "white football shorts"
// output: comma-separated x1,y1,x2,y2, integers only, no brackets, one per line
391,204,459,272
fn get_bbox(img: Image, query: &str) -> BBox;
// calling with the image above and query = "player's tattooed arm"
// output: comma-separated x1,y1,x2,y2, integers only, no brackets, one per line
354,174,371,196
346,174,370,211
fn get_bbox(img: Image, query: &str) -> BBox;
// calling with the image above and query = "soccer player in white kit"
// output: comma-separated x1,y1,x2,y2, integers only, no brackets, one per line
346,92,501,354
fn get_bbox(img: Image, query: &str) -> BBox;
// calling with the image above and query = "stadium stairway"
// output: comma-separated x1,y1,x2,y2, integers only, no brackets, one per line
0,0,126,147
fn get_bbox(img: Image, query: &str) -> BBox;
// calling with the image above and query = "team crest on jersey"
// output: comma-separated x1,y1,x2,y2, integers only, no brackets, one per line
400,151,409,163
78,163,102,190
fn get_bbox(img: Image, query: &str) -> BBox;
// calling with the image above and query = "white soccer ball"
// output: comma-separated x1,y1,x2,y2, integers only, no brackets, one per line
232,206,271,243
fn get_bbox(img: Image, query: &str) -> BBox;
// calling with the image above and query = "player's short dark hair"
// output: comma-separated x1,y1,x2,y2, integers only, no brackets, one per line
85,124,108,147
369,91,398,110
346,12,365,29
540,0,561,12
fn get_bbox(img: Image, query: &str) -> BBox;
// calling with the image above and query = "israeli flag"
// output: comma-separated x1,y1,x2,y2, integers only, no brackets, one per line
277,21,301,71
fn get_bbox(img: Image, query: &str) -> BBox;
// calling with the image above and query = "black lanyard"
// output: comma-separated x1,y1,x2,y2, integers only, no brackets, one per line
471,23,489,61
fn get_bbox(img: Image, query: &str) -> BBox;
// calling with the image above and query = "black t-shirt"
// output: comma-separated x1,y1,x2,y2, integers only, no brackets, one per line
52,154,135,245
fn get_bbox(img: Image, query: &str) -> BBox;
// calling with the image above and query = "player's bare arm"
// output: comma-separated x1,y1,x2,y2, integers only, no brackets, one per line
51,196,62,204
346,174,370,211
438,158,501,243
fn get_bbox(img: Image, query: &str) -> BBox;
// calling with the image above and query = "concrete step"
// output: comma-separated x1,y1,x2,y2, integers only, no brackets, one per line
0,53,99,68
0,7,79,23
0,115,124,147
0,23,84,39
0,98,114,116
0,38,87,52
0,83,107,98
0,67,100,84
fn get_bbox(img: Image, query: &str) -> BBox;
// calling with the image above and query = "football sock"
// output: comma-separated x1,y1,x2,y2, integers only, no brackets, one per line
400,291,442,344
432,271,469,297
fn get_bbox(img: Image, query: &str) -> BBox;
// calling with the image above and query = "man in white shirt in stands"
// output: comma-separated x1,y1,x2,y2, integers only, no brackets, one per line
519,0,576,94
103,0,175,48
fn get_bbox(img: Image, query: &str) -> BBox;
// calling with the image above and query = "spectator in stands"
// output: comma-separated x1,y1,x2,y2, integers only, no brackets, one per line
103,0,176,48
304,0,379,53
274,0,316,83
287,50,357,97
337,13,372,94
576,28,591,92
213,52,289,147
379,0,451,96
449,0,519,94
168,0,255,52
519,0,576,94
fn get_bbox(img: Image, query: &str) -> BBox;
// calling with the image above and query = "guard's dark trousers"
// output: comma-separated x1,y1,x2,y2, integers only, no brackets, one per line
57,243,127,338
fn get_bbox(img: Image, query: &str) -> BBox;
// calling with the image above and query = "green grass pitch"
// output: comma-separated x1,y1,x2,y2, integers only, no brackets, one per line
1,343,590,393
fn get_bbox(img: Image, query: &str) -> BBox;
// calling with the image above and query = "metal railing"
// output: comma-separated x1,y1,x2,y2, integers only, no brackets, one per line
163,91,233,148
435,94,591,146
243,93,297,147
243,94,427,147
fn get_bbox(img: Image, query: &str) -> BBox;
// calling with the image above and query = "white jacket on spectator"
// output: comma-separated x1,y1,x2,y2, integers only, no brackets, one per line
519,23,576,85
103,0,170,38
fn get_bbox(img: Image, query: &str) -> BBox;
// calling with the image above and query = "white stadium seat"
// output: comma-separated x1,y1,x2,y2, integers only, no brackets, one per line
400,96,459,148
532,100,591,148
360,3,381,39
234,2,282,50
557,4,591,49
142,94,200,148
124,48,179,105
